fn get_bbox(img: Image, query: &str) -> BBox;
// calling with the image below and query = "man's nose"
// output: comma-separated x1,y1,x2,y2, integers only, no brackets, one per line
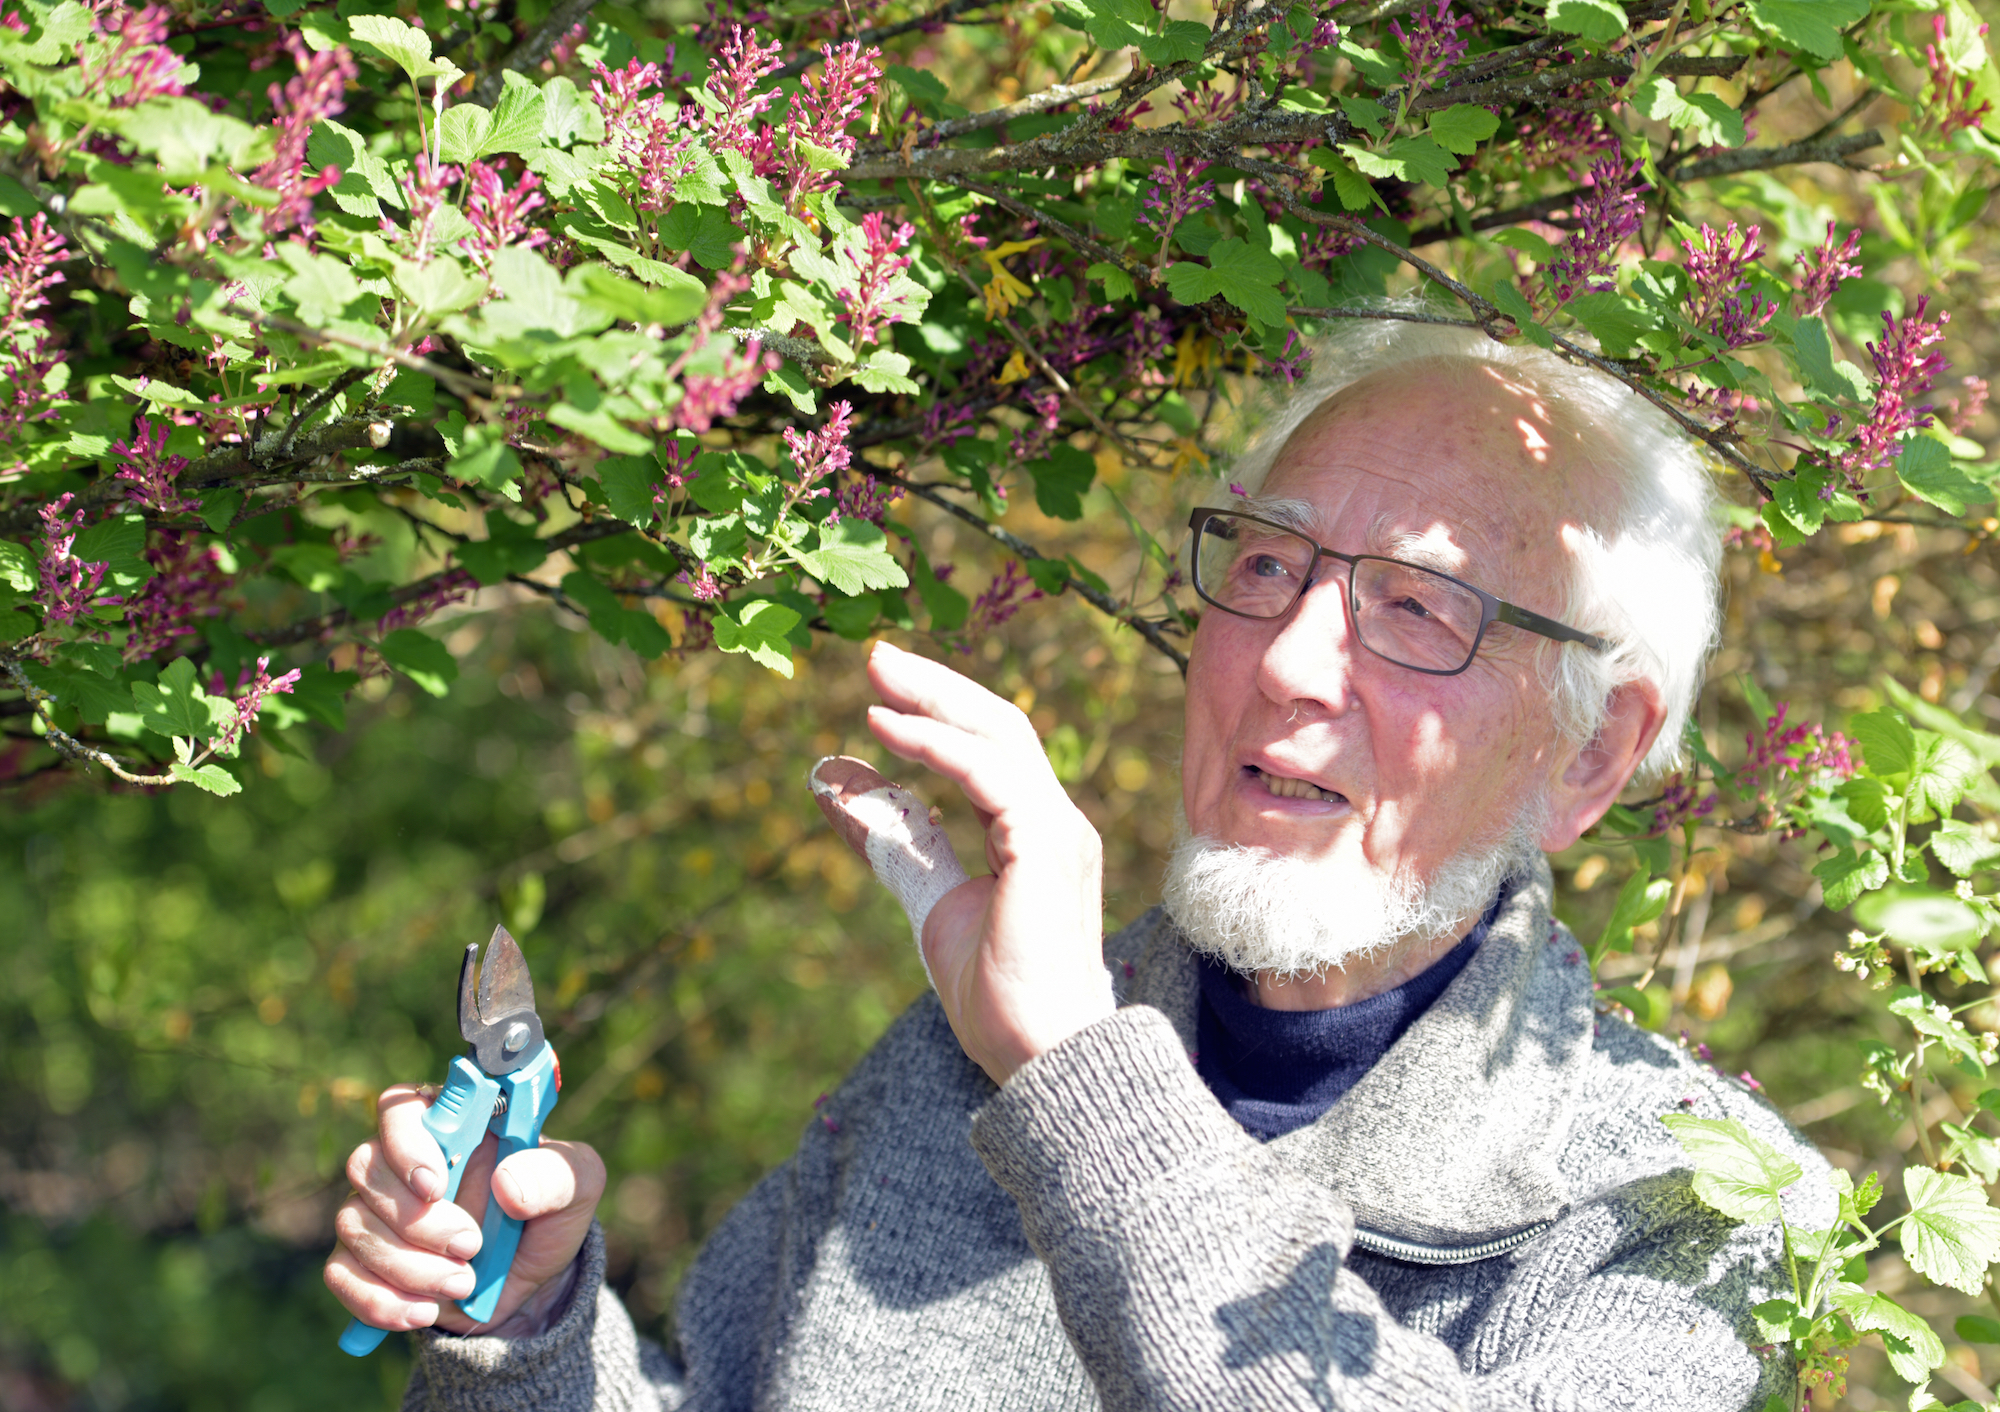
1254,571,1360,716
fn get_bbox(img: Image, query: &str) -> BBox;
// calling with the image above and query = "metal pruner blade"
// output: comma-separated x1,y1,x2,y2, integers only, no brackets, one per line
457,924,546,1076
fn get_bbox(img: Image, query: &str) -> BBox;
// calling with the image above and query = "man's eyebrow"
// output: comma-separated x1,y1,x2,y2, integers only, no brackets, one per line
1367,521,1470,578
1244,495,1320,536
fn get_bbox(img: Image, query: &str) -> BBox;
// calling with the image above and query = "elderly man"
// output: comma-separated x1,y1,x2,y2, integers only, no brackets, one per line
327,322,1827,1410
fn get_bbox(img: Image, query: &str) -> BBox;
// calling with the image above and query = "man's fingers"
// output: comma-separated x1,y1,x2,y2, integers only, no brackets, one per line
489,1141,606,1223
867,707,1056,822
867,641,1038,746
348,1138,483,1255
377,1084,447,1203
333,1196,478,1301
324,1244,446,1333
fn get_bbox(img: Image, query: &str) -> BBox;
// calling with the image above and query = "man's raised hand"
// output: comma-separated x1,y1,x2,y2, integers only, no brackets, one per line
324,1083,605,1338
858,641,1115,1085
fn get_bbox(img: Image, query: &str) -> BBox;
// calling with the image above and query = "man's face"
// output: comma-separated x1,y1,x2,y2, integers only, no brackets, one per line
1182,363,1607,904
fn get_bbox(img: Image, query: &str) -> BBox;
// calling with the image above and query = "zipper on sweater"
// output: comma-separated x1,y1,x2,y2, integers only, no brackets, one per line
1351,1220,1552,1266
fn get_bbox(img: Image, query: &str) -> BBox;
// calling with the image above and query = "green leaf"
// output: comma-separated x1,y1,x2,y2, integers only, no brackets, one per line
1564,292,1655,357
1164,238,1289,326
1746,0,1870,63
346,13,463,83
1426,104,1499,155
377,629,458,697
1908,731,1981,819
1086,261,1136,300
597,455,659,526
1027,443,1097,521
539,76,598,146
278,244,363,323
1342,136,1457,188
1850,709,1916,777
712,599,800,677
170,757,242,796
21,661,137,726
1660,1114,1803,1225
1634,78,1745,148
446,422,524,497
762,362,817,415
1786,314,1870,402
820,593,881,640
1545,0,1628,43
1305,150,1382,212
1898,436,1995,516
1815,847,1890,910
567,260,708,329
1930,820,2000,877
0,539,35,594
657,203,741,270
1136,18,1210,64
437,103,494,164
1597,867,1671,955
795,519,909,596
1599,984,1664,1028
1856,891,1984,950
1901,1165,2000,1294
130,657,230,739
480,80,547,156
1957,1315,2000,1345
913,549,969,633
1830,1288,1946,1383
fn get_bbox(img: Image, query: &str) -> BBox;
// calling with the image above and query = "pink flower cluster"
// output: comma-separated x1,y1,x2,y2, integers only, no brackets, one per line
784,40,881,203
81,3,188,108
36,493,113,628
1924,13,1995,137
590,57,704,213
1516,90,1621,174
831,471,898,526
703,27,784,166
781,400,855,515
250,36,357,240
1735,701,1854,833
124,532,230,660
1650,771,1717,836
669,273,779,432
0,212,70,454
1138,151,1216,248
461,161,550,272
1547,158,1645,305
213,655,302,754
1680,222,1774,350
378,568,476,633
113,416,197,515
1389,0,1472,98
962,560,1044,641
1842,296,1950,486
398,153,460,265
1793,222,1862,320
838,212,915,349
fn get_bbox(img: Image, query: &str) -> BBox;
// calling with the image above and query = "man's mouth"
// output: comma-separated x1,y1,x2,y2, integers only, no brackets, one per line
1251,766,1345,803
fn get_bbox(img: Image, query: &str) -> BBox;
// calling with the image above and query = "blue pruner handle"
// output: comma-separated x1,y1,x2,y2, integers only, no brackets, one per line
459,1043,562,1324
339,1057,504,1356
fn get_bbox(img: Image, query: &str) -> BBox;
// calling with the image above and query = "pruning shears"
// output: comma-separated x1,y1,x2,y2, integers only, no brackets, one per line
338,925,562,1357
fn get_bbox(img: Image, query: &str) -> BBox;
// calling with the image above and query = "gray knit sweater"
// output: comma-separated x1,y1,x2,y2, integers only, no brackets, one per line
404,861,1829,1410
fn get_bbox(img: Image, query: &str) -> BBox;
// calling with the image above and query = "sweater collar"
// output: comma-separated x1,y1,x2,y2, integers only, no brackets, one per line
1112,856,1590,1251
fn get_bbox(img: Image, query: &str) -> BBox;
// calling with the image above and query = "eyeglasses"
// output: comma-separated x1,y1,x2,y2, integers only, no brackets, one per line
1186,507,1614,677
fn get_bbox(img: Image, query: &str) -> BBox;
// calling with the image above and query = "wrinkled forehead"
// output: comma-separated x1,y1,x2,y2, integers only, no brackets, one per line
1262,360,1610,594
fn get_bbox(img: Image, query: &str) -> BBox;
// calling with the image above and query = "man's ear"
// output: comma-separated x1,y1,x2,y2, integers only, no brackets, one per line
1539,679,1667,853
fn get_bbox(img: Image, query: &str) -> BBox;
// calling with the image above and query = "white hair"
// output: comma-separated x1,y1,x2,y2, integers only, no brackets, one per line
1220,311,1721,781
1161,797,1546,979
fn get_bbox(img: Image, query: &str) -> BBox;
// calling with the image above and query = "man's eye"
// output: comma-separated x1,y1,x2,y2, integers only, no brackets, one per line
1248,554,1290,578
1392,595,1436,620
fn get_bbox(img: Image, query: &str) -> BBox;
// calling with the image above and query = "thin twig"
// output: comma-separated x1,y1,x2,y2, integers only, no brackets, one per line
773,0,1012,82
889,477,1189,673
0,656,174,786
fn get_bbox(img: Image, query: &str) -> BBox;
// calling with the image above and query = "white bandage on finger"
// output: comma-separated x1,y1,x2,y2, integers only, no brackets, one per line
808,756,969,978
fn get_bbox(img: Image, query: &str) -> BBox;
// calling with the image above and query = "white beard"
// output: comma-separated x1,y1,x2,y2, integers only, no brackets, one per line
1160,803,1546,980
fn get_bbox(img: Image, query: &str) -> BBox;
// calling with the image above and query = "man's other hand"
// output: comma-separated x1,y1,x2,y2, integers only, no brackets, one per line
864,640,1116,1085
324,1083,606,1338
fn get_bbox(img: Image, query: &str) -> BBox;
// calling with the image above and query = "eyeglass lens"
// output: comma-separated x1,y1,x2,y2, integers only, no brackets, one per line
1194,512,1486,673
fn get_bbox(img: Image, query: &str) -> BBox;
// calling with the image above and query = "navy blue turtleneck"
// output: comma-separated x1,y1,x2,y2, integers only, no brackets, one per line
1194,891,1504,1142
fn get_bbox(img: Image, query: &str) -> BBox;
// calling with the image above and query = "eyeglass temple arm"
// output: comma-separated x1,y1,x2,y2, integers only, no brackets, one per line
1494,601,1613,654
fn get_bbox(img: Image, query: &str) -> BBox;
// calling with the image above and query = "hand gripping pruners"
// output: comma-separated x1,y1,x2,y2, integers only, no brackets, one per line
338,926,562,1356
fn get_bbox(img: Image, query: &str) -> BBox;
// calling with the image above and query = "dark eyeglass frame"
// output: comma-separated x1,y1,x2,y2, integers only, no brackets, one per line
1186,506,1615,677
